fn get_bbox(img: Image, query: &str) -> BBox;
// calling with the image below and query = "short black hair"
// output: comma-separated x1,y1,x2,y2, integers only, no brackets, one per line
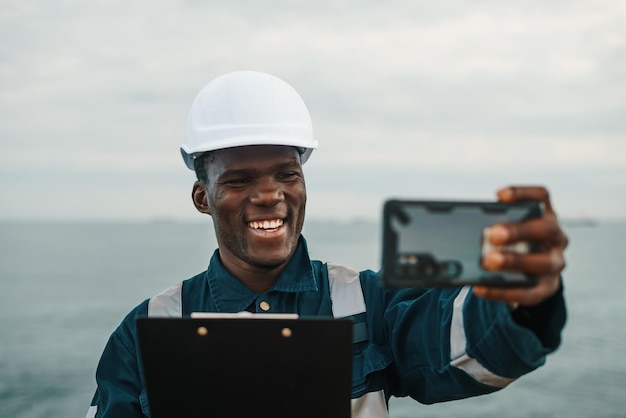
193,152,214,183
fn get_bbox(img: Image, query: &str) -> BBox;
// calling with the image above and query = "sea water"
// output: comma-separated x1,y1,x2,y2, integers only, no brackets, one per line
0,220,624,418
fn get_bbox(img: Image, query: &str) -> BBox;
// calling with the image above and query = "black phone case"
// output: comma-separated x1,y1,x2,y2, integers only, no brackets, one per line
382,200,543,288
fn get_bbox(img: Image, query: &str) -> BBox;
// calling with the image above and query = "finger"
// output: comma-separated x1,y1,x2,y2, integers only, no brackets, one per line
473,275,561,307
497,186,554,215
489,218,567,247
482,250,566,276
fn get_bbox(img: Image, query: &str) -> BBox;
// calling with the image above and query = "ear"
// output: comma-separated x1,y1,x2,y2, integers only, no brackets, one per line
192,181,211,215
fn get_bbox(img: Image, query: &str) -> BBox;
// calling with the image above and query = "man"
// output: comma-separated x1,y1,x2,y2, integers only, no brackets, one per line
86,71,567,417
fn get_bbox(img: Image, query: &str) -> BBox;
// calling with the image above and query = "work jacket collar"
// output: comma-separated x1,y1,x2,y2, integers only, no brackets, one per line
205,236,318,312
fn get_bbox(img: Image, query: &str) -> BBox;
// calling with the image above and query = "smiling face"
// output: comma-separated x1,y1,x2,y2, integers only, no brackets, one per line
192,145,306,290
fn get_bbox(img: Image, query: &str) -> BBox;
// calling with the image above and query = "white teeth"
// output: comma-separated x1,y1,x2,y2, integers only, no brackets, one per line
249,219,283,230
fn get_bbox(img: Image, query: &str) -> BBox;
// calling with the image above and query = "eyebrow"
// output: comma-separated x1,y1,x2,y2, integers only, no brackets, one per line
274,160,302,171
218,160,302,179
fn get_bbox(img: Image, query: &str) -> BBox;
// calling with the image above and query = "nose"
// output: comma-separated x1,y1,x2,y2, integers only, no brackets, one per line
250,177,284,206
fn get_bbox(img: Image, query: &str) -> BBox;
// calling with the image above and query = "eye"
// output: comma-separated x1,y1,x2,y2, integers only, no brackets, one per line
218,178,251,186
277,172,300,181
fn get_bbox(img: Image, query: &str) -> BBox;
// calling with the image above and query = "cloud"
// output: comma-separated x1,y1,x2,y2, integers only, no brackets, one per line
1,0,624,220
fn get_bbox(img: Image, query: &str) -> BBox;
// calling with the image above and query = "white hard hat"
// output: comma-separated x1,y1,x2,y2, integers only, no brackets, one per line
181,71,318,170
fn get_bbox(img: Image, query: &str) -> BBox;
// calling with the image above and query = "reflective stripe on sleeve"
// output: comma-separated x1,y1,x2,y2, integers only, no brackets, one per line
449,286,516,388
327,262,366,318
351,390,388,418
85,405,97,418
148,281,183,318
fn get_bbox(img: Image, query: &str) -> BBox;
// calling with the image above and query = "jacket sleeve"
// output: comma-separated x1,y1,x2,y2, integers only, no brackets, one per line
86,303,150,418
369,279,566,404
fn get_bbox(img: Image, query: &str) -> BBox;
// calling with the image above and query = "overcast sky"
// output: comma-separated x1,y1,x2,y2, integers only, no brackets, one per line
1,0,624,221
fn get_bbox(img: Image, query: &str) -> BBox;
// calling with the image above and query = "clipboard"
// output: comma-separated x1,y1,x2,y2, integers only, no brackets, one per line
137,314,353,418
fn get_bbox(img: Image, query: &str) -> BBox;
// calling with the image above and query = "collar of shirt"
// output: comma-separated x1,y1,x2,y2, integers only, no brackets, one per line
205,235,319,312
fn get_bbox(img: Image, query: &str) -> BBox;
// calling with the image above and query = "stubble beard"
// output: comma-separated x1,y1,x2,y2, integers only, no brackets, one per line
216,224,295,272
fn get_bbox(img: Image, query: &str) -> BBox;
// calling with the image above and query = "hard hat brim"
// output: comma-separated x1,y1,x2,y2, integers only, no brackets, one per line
181,137,317,170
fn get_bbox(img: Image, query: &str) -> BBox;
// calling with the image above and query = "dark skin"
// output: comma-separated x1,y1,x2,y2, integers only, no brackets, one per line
476,186,568,307
192,145,307,292
194,146,568,306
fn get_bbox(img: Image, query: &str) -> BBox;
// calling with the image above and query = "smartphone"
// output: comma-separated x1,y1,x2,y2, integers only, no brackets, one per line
381,199,543,288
